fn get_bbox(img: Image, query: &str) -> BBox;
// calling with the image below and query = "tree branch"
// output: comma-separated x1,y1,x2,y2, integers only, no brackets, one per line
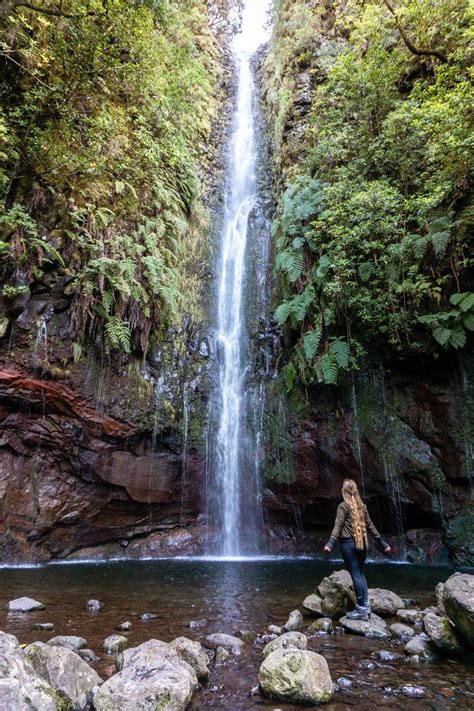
383,0,448,64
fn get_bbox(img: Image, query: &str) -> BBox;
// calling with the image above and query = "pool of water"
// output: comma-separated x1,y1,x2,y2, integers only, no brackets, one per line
1,558,473,709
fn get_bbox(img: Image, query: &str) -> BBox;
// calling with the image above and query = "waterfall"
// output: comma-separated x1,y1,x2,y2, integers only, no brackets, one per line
209,0,272,556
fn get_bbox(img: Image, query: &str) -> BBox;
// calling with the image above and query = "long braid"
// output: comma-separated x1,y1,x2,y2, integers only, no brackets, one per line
342,479,368,550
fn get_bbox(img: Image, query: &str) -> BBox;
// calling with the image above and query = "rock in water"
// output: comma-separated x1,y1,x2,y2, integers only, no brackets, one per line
117,621,132,631
6,597,45,612
396,609,423,623
401,684,426,698
259,649,333,705
104,634,128,654
308,618,333,635
283,609,304,632
33,623,54,631
368,589,404,616
87,599,103,611
0,632,63,710
404,634,437,660
303,570,353,619
339,613,390,638
443,573,474,647
268,625,282,635
25,641,101,709
389,623,415,640
423,612,465,655
215,646,230,664
79,649,100,663
262,632,307,659
203,633,244,655
94,639,198,711
47,635,87,651
170,637,209,679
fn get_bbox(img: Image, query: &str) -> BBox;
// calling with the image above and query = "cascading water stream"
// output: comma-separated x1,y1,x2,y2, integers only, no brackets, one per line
210,0,272,557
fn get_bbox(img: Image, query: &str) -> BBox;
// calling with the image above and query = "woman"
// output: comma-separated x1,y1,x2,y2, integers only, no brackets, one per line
324,479,391,620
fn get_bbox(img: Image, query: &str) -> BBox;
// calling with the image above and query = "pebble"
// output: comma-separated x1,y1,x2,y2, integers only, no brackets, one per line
33,623,54,631
358,660,376,671
401,684,426,698
140,612,158,620
336,677,352,688
187,619,208,629
117,621,132,631
374,649,401,662
87,599,103,611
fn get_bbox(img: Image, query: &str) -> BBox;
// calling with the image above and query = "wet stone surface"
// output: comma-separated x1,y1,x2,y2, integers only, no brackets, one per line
0,559,473,710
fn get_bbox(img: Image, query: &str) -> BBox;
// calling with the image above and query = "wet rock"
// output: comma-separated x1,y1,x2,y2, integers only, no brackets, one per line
104,634,127,655
423,612,465,655
6,597,45,612
94,639,198,711
374,649,401,662
117,621,132,631
187,619,208,629
78,649,99,663
389,623,415,640
283,609,303,632
268,625,282,635
0,632,63,710
259,649,333,705
262,632,307,658
443,573,474,647
308,618,333,635
47,635,87,651
215,646,230,664
368,588,404,616
435,583,446,614
422,605,437,616
25,640,101,709
33,622,54,631
203,633,244,655
404,634,437,660
401,684,426,698
339,613,390,638
237,629,256,643
170,637,209,680
336,676,352,688
396,609,423,623
358,659,375,670
303,570,353,619
140,612,158,621
87,599,103,611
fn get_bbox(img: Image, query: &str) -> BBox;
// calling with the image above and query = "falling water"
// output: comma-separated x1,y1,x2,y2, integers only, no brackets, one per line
180,383,190,524
210,0,272,556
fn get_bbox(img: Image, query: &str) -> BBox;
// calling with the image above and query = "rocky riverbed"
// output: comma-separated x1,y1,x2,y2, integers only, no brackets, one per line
0,559,473,709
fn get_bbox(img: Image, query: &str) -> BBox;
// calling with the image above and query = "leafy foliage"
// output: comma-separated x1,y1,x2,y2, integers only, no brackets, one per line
266,0,473,386
0,0,219,353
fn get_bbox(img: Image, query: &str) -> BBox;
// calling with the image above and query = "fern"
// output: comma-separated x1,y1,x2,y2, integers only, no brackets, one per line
320,353,338,384
329,339,350,368
104,317,131,353
413,235,430,259
303,327,322,361
431,230,450,258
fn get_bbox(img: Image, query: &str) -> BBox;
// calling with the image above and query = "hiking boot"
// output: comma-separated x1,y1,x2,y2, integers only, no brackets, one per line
364,601,372,617
346,604,369,621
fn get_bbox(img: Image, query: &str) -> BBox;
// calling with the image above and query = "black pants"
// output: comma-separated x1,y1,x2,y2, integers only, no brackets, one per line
340,537,368,606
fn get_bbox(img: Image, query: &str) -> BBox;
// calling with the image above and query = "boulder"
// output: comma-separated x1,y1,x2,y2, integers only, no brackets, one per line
423,612,465,655
283,609,303,632
404,633,437,660
0,632,62,710
396,609,423,623
435,583,446,614
47,636,87,652
170,637,209,679
6,597,44,612
25,641,101,710
308,618,333,635
259,649,333,705
262,632,307,659
443,573,474,647
104,635,127,655
94,639,198,711
339,613,390,638
303,570,353,619
389,623,415,640
203,633,244,655
368,589,404,616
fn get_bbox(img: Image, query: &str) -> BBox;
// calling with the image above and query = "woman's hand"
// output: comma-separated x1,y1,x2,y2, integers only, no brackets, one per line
324,545,331,553
384,545,392,553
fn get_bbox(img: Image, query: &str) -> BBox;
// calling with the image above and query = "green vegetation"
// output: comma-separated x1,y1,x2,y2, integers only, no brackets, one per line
0,0,219,355
265,0,473,386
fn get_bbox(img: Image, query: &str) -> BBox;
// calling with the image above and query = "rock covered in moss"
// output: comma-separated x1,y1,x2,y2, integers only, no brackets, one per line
308,618,333,634
443,573,474,647
303,570,353,619
259,648,333,705
262,632,307,658
423,612,465,655
103,634,127,655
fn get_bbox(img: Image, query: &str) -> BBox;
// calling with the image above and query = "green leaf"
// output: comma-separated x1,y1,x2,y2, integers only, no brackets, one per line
450,327,466,349
329,339,350,368
320,353,338,384
433,327,452,347
431,230,450,258
283,361,297,391
303,328,322,360
463,313,474,331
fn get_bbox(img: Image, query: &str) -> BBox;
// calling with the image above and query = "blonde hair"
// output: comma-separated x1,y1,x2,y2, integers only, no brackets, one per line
342,478,368,550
